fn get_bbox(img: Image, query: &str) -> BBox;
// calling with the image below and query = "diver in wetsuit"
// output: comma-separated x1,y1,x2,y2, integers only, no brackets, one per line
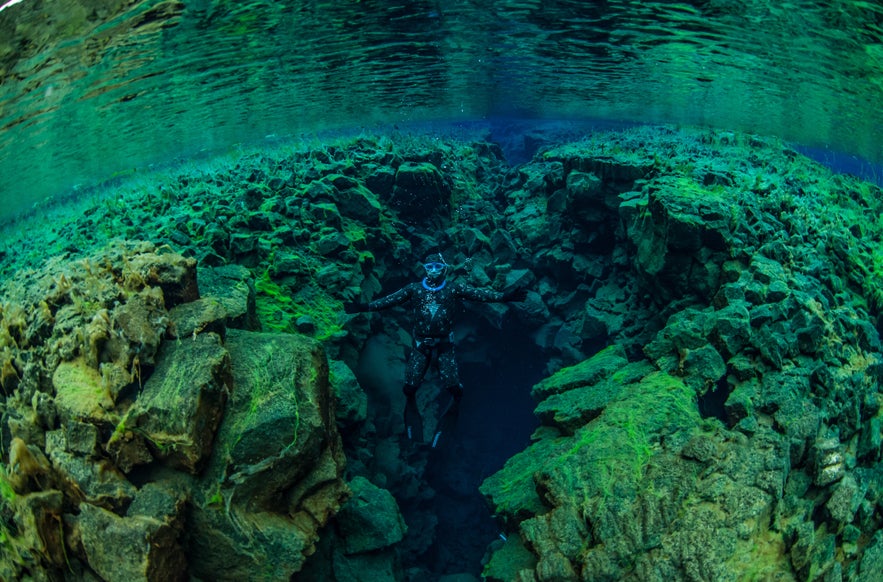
344,253,527,448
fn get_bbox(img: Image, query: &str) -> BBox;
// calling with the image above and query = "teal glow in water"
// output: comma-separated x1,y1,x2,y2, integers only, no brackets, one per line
1,0,881,218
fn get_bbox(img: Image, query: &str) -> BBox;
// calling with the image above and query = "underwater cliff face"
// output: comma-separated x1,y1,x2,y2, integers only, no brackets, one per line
1,0,882,219
0,126,881,580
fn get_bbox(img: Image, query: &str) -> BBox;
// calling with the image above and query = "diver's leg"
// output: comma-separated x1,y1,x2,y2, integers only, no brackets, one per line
432,345,462,448
433,384,463,449
403,344,431,442
402,384,424,442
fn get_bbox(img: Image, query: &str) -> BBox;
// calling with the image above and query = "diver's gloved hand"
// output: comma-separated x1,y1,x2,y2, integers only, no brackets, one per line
344,302,369,314
502,287,528,302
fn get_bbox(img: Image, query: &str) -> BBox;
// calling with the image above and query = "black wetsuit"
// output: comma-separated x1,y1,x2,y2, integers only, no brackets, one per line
367,278,506,392
359,276,518,445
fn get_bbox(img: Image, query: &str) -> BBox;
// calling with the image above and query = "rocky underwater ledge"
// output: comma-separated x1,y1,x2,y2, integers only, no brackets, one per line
0,125,881,581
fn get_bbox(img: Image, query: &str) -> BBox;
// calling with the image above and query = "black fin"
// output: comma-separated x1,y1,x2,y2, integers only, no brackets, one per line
404,395,424,443
432,397,460,448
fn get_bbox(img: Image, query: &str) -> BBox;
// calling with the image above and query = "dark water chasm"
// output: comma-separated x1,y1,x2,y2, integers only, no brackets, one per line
350,316,547,578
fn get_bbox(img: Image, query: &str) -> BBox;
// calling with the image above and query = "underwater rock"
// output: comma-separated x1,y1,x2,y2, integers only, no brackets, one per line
114,332,232,474
123,248,198,308
167,296,228,340
314,230,351,257
106,430,154,474
330,550,400,582
186,328,347,580
186,494,335,581
825,473,863,527
390,161,450,221
335,184,382,225
858,531,883,582
520,504,586,575
531,344,627,402
723,378,756,425
337,476,407,554
481,535,538,582
77,501,186,582
196,264,260,331
45,429,136,511
565,170,603,204
858,416,881,462
5,437,53,495
303,201,344,230
483,347,816,581
329,359,367,428
678,343,726,394
201,221,230,258
643,307,710,371
109,287,165,363
629,176,733,301
5,490,67,571
707,302,752,359
228,232,259,261
813,438,846,487
365,166,396,199
533,363,655,435
63,420,100,457
271,251,310,278
52,358,115,425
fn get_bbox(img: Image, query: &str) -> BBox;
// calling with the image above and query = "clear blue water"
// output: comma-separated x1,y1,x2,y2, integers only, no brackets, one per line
1,0,882,220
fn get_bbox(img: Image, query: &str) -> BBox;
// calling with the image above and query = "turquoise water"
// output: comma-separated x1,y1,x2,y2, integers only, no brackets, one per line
1,0,882,219
2,3,883,581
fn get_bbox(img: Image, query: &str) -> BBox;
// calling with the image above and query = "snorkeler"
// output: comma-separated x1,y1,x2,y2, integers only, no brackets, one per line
344,253,527,448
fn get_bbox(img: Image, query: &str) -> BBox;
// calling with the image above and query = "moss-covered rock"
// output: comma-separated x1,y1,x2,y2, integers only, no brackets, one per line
482,535,538,582
531,344,628,402
186,328,348,580
114,332,231,474
390,161,450,221
46,429,137,510
52,358,114,425
77,484,187,582
487,379,806,581
337,476,406,554
199,329,338,505
329,359,367,428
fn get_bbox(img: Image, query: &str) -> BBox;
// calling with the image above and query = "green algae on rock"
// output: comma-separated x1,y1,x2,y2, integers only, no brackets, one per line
112,332,232,475
0,239,349,581
478,127,883,581
1,126,882,580
185,328,349,581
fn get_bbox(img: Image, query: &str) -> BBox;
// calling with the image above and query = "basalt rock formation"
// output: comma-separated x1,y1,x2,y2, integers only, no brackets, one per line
0,242,348,581
1,126,881,581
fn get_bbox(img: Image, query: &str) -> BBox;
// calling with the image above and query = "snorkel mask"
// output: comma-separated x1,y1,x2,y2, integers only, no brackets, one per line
423,253,448,284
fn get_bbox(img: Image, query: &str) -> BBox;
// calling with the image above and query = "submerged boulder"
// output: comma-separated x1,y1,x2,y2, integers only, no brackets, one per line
46,429,137,510
628,176,734,301
390,161,451,221
531,344,628,402
52,358,115,425
76,482,188,582
187,328,348,580
112,332,231,474
482,358,798,581
336,476,406,554
201,329,337,504
195,264,260,331
330,359,368,429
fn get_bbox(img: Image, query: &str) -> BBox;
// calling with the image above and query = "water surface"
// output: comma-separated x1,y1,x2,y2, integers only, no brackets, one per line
1,0,881,217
